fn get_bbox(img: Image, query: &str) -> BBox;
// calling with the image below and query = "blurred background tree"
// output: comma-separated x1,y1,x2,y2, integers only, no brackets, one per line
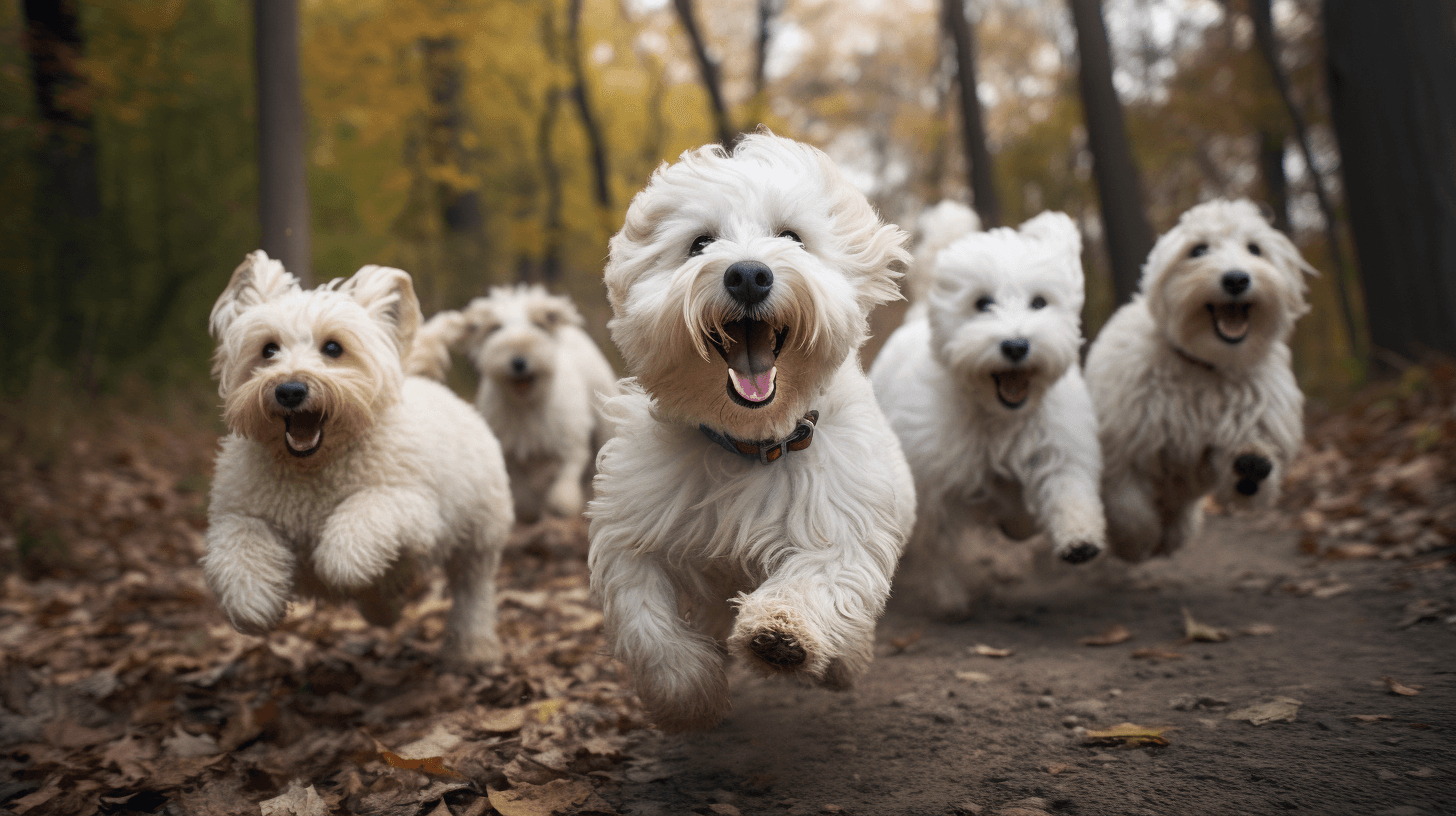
3,0,1432,403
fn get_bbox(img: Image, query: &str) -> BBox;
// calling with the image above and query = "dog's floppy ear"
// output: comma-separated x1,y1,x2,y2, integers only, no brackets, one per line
342,265,423,352
1018,211,1082,259
531,291,585,332
209,250,299,338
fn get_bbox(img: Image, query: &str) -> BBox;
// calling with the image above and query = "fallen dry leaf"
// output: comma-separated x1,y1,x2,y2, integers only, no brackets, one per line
1083,722,1171,747
1181,607,1229,642
1131,648,1186,660
1226,697,1302,725
1080,624,1132,646
708,804,743,816
260,783,330,816
1383,676,1423,696
370,734,468,779
1046,763,1069,775
1240,624,1277,636
1350,714,1393,722
488,779,609,816
476,706,531,733
972,644,1012,658
955,670,992,683
889,630,924,654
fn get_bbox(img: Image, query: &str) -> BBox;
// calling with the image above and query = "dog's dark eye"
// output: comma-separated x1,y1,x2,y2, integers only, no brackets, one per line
1247,242,1262,256
322,340,343,358
1189,243,1209,258
1030,296,1047,309
779,230,802,246
689,235,714,257
262,342,279,359
482,323,501,336
975,296,994,312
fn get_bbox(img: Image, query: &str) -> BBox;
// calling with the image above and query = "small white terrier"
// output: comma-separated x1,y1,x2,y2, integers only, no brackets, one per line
871,211,1106,617
409,286,620,523
1086,199,1313,562
588,133,917,731
203,251,514,663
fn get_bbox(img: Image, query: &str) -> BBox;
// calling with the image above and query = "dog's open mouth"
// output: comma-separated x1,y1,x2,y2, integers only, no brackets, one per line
284,411,324,457
1208,303,1251,344
709,319,789,409
991,370,1030,409
509,375,536,398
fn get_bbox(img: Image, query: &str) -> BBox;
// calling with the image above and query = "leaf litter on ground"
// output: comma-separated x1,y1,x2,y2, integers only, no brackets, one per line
1082,723,1172,747
1080,624,1132,646
1226,697,1302,725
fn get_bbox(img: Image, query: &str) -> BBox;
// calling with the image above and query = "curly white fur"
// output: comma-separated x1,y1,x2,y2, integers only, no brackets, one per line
203,251,514,663
410,286,620,522
1086,199,1313,562
588,133,916,731
871,211,1105,616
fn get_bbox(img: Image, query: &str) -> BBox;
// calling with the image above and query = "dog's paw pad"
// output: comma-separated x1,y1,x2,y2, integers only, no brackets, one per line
1235,478,1261,496
1059,541,1102,565
748,630,807,669
1233,454,1273,482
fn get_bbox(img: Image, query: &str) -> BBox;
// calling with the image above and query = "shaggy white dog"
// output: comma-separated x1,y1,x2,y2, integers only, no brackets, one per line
203,251,514,663
588,133,917,731
409,286,620,522
871,211,1105,617
1086,199,1313,562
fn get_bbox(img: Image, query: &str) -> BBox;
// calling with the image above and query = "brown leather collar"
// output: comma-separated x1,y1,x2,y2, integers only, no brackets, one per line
700,410,819,465
1171,344,1216,372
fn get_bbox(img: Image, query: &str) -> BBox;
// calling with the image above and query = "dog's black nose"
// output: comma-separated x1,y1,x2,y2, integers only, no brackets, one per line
1000,338,1030,363
275,381,308,409
723,261,773,307
1221,270,1251,296
510,356,528,376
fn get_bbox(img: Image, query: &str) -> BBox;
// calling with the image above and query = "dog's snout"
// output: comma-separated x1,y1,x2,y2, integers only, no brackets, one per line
1000,338,1030,363
510,356,529,376
723,261,774,307
1221,270,1251,296
275,381,308,409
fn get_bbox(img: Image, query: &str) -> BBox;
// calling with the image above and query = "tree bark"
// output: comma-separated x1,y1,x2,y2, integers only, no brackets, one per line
22,0,101,371
1257,129,1292,234
672,0,734,146
753,0,779,100
254,0,312,284
537,87,565,285
565,0,612,209
942,0,999,227
421,37,484,236
1325,0,1456,363
1250,0,1360,359
1068,0,1155,306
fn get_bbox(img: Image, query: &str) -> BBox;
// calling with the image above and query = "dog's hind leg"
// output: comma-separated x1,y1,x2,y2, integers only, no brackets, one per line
443,541,504,665
592,548,730,731
1102,471,1164,563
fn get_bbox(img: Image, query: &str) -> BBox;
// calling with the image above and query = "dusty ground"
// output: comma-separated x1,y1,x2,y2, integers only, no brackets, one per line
613,515,1456,816
2,365,1453,815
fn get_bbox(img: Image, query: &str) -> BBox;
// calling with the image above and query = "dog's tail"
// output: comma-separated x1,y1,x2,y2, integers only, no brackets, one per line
404,309,469,380
906,200,982,303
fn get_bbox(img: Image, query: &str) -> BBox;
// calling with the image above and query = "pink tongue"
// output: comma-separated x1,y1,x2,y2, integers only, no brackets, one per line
734,369,775,402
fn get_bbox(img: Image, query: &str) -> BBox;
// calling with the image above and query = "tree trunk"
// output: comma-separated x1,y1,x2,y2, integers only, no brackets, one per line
22,0,101,372
537,87,565,285
1250,0,1361,359
254,0,312,284
1068,0,1155,306
942,0,999,227
672,0,734,147
565,0,611,209
1257,129,1292,234
1325,0,1456,363
753,0,778,99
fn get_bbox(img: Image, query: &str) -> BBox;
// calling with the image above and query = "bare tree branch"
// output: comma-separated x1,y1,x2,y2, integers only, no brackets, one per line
942,0,1000,227
672,0,734,146
566,0,612,208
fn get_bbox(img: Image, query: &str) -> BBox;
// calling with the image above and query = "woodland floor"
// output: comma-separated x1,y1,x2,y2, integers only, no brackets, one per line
1,364,1454,816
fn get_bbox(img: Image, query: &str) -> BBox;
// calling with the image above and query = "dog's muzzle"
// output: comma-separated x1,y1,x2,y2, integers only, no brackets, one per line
709,317,789,409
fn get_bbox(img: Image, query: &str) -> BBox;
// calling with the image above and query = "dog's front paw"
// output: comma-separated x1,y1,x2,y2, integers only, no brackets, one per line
747,630,807,670
1232,453,1274,496
217,586,289,636
729,602,828,679
1056,540,1103,565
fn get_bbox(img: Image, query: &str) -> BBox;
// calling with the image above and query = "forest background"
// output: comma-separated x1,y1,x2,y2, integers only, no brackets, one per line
2,0,1452,410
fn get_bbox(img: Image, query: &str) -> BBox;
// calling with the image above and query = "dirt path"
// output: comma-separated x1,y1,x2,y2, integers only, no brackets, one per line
611,515,1456,816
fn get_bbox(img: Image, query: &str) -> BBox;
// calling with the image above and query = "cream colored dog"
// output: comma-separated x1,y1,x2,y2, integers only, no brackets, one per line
410,286,619,522
872,211,1105,617
203,251,514,663
588,133,917,731
1086,199,1312,562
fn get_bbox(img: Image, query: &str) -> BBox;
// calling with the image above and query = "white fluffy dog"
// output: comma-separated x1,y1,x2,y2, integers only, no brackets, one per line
203,251,514,663
1086,199,1312,562
409,286,619,523
588,133,917,731
871,211,1106,617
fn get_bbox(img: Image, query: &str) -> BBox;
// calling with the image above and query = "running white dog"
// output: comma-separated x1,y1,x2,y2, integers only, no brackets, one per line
409,286,619,522
1086,199,1312,562
871,210,1105,617
588,133,917,731
203,252,514,663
